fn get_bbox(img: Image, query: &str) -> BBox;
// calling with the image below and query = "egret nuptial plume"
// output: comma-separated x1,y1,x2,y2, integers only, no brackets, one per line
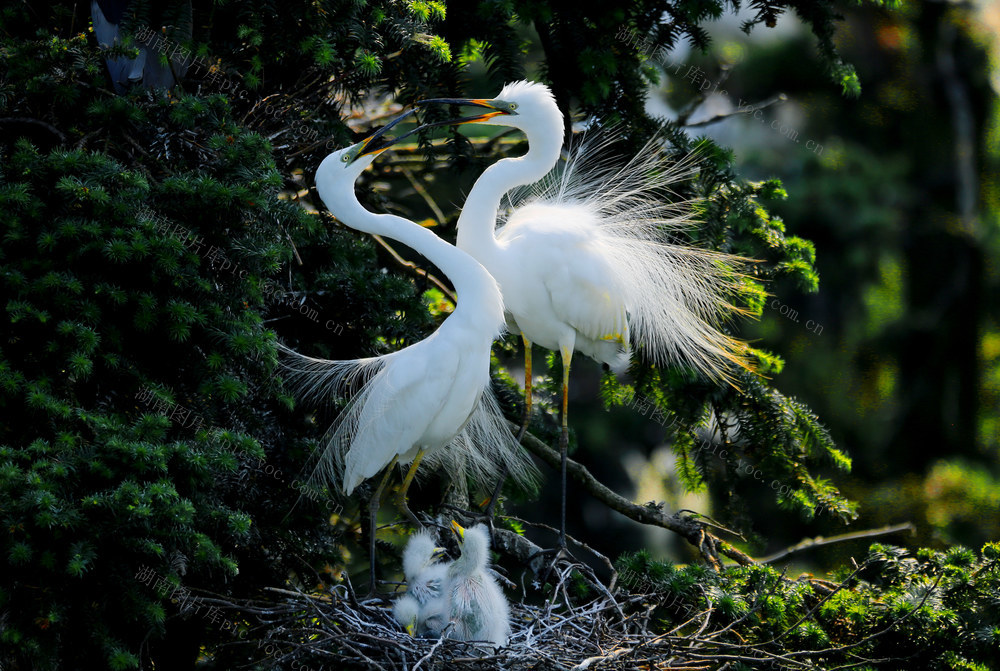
417,81,754,547
504,126,753,377
278,112,537,589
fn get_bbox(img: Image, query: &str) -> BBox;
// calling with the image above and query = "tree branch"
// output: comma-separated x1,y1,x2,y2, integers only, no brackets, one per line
370,233,457,304
757,523,916,565
683,93,787,129
0,116,67,142
514,424,756,569
399,167,446,225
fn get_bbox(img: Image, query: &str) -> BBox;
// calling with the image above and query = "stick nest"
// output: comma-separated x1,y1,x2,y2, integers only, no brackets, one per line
194,562,841,671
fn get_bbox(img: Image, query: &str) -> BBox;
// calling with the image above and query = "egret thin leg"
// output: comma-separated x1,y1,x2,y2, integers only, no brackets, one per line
368,455,399,596
483,465,507,521
517,334,533,442
397,449,425,527
558,346,572,550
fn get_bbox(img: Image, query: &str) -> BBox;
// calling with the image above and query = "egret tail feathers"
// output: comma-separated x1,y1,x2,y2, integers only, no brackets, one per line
455,387,541,492
275,341,386,407
277,343,538,496
606,238,755,382
276,341,392,493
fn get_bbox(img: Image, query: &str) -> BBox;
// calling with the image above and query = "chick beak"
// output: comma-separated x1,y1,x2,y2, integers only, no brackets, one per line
405,621,416,637
450,520,465,542
431,547,448,561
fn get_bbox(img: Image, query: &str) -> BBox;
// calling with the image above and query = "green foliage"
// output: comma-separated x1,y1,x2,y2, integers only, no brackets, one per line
616,542,1000,668
431,0,869,141
0,20,385,670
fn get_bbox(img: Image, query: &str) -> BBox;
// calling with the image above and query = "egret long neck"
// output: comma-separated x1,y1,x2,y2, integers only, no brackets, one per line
316,163,501,325
456,129,563,264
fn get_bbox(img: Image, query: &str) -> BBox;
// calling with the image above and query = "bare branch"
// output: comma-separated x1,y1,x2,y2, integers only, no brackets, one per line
400,167,447,225
758,522,916,565
683,94,788,129
0,116,66,142
370,233,458,304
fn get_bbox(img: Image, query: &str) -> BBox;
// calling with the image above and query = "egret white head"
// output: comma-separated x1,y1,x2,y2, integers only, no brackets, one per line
449,520,491,572
417,80,561,138
402,530,447,580
392,595,420,636
314,110,417,216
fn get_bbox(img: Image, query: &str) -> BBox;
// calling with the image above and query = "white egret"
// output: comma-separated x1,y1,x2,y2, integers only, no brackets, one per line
446,521,510,648
417,82,753,546
278,113,536,589
395,530,450,635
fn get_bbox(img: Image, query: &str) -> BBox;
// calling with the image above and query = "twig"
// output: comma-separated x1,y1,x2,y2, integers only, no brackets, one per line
263,586,331,602
0,116,66,142
370,233,458,304
412,629,450,671
683,94,788,129
500,514,615,575
400,166,447,224
757,522,915,564
677,509,746,541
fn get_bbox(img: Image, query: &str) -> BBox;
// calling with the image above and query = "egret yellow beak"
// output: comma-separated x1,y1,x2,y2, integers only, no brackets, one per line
355,109,419,157
415,97,515,125
450,520,465,542
404,620,416,636
431,547,448,561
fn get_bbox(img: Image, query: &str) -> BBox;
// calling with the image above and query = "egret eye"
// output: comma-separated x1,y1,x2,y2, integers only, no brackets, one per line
508,103,518,111
341,153,352,163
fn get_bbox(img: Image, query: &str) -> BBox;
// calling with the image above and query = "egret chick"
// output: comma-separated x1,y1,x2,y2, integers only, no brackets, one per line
392,595,421,637
398,530,450,635
446,521,510,648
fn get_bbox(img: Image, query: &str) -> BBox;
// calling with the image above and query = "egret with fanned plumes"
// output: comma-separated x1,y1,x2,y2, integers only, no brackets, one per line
279,112,536,591
417,82,754,548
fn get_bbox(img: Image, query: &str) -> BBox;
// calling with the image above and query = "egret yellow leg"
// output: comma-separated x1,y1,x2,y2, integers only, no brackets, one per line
517,334,533,442
397,449,425,527
558,345,572,550
368,455,399,595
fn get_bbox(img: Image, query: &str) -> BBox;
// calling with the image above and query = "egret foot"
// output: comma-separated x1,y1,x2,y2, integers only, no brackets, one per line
517,333,533,444
530,544,581,589
483,464,507,530
397,494,423,529
365,496,382,598
556,344,572,552
480,333,531,536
